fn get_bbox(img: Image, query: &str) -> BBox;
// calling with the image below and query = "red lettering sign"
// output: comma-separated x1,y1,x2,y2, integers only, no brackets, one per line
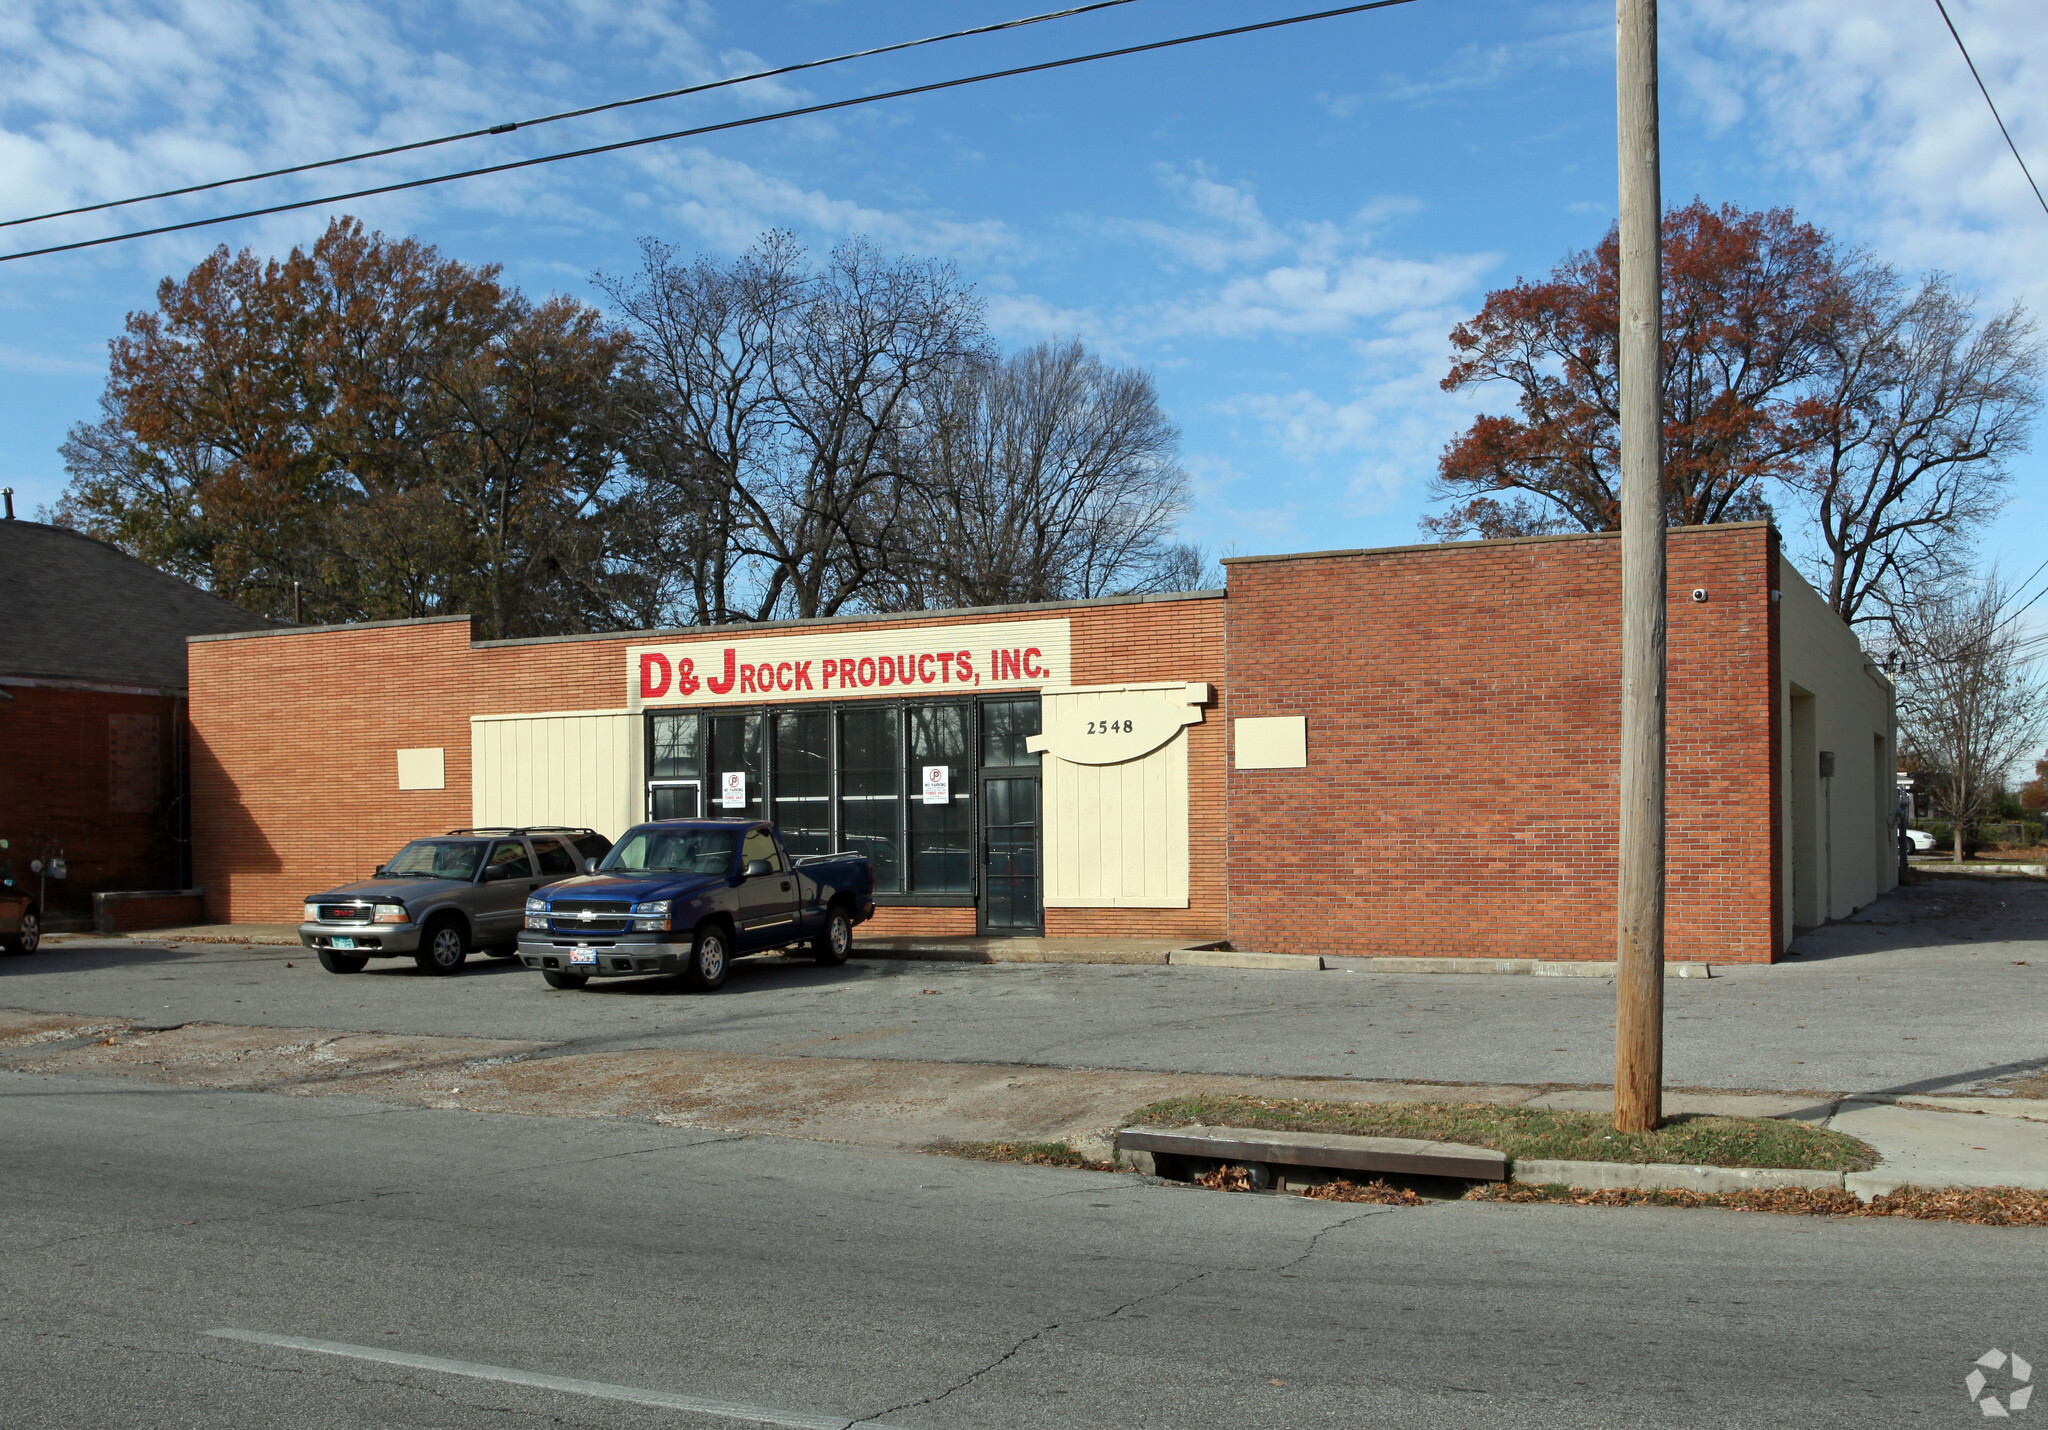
639,653,672,700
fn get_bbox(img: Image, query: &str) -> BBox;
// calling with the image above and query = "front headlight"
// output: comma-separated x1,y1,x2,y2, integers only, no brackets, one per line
630,900,672,915
372,904,408,924
524,897,548,914
303,903,319,922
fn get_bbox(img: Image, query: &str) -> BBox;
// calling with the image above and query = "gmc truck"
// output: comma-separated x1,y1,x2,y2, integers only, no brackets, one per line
517,820,875,992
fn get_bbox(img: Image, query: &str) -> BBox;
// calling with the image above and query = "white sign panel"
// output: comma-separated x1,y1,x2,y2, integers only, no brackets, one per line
631,619,1072,709
921,765,951,805
720,770,748,808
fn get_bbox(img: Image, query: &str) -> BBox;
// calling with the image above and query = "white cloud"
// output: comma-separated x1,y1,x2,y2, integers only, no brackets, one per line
1672,0,2048,311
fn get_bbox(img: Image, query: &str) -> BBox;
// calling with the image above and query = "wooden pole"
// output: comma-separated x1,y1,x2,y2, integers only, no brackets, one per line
1614,0,1666,1133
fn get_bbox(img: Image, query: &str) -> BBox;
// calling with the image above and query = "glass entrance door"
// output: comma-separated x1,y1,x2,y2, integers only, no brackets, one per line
980,775,1041,934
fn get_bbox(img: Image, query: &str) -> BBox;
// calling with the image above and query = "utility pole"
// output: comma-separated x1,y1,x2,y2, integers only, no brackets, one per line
1613,0,1666,1133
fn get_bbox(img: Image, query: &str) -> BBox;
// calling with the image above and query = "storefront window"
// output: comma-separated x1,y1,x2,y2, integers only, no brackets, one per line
981,698,1041,767
710,714,765,820
649,713,701,778
773,710,831,859
907,704,972,893
839,706,902,892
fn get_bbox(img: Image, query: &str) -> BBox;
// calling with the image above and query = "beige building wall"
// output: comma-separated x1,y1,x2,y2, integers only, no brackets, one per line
471,709,643,839
1778,557,1898,940
1032,683,1202,909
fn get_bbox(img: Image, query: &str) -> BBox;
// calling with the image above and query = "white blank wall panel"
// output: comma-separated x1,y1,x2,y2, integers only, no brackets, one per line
471,711,641,839
1042,726,1190,909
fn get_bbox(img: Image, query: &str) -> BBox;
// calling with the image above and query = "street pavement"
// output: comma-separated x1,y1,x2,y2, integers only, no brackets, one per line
12,876,2047,1095
6,1069,2044,1430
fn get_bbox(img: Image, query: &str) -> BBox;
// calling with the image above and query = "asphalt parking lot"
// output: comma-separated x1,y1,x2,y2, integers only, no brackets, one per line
7,876,2044,1095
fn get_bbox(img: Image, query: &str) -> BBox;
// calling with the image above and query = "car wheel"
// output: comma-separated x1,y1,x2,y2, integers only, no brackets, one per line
681,923,732,992
414,919,469,975
317,946,368,974
812,907,852,966
4,910,40,955
542,969,588,990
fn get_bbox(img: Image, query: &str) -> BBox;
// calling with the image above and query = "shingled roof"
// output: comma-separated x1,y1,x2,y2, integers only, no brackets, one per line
0,519,275,691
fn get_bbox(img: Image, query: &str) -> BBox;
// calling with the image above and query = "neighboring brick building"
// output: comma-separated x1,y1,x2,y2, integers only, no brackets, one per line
188,522,1894,962
0,516,272,923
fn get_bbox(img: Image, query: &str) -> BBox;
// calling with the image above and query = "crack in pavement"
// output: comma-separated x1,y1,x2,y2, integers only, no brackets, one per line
13,1191,410,1254
852,1196,1403,1423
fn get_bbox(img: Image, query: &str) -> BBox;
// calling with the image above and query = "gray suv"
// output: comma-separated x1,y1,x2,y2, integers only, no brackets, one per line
299,827,612,975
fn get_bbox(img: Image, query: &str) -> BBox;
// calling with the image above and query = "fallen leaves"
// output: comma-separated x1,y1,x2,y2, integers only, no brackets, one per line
1469,1182,2048,1225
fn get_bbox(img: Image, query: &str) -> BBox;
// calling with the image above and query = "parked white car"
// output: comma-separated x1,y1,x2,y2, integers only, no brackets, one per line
1905,828,1937,852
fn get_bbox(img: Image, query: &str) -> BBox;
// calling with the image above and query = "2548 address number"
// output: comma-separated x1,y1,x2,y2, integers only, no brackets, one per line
1085,718,1135,735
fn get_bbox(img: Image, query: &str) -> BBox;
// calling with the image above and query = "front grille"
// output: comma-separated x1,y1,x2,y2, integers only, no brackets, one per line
548,899,633,935
320,905,370,923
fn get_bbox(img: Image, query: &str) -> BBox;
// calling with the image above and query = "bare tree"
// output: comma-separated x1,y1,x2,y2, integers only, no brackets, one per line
1892,574,2048,861
891,339,1191,607
598,232,986,623
1796,273,2043,625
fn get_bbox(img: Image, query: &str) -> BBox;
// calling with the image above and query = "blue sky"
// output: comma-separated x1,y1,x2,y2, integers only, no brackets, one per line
2,0,2043,583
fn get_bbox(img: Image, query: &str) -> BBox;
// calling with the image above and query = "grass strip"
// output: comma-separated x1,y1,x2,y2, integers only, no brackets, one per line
1129,1094,1878,1171
1473,1182,2048,1225
940,1140,1119,1171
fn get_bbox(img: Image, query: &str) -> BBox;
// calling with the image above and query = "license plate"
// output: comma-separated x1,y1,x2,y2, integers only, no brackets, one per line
330,936,357,950
568,948,597,964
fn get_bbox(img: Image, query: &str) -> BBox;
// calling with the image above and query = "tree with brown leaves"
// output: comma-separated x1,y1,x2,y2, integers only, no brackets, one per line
57,216,631,638
1426,200,1845,540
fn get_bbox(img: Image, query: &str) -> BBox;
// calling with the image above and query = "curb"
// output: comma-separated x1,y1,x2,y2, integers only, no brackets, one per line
1510,1159,1846,1194
1166,949,1323,972
1114,1124,1504,1180
858,945,1173,965
1367,957,1713,978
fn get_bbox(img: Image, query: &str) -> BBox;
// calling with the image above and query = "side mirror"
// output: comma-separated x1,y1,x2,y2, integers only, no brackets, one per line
743,858,774,878
583,857,598,874
481,865,506,882
374,865,387,877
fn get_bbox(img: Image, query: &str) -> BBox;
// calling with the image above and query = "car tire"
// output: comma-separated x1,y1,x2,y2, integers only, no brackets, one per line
542,969,588,990
812,907,852,966
317,946,368,974
414,919,469,975
2,909,39,955
680,922,732,992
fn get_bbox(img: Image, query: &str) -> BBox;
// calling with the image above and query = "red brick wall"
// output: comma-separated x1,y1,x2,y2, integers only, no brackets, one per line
190,598,1227,936
189,619,476,922
1223,524,1779,963
0,684,185,915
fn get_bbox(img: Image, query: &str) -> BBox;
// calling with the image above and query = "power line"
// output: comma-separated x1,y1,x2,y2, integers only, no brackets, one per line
1932,0,2048,221
0,0,1420,265
1,0,1139,232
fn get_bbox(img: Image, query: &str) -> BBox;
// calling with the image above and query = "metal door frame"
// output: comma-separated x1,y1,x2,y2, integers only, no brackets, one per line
976,767,1043,936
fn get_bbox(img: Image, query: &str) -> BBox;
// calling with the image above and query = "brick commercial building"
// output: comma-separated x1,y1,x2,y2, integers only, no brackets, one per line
188,521,1895,963
1,515,271,925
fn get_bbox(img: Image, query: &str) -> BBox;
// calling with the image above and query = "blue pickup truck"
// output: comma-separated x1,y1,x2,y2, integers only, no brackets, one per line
516,820,875,992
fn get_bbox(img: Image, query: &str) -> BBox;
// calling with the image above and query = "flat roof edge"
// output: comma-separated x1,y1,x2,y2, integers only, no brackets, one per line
471,588,1228,649
1221,521,1774,565
188,613,474,644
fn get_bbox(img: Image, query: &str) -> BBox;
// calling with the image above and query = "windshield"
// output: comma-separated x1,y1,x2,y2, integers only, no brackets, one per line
384,839,486,881
601,828,738,877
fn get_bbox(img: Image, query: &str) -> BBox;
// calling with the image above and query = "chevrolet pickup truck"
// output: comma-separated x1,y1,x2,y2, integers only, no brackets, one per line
516,820,875,992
